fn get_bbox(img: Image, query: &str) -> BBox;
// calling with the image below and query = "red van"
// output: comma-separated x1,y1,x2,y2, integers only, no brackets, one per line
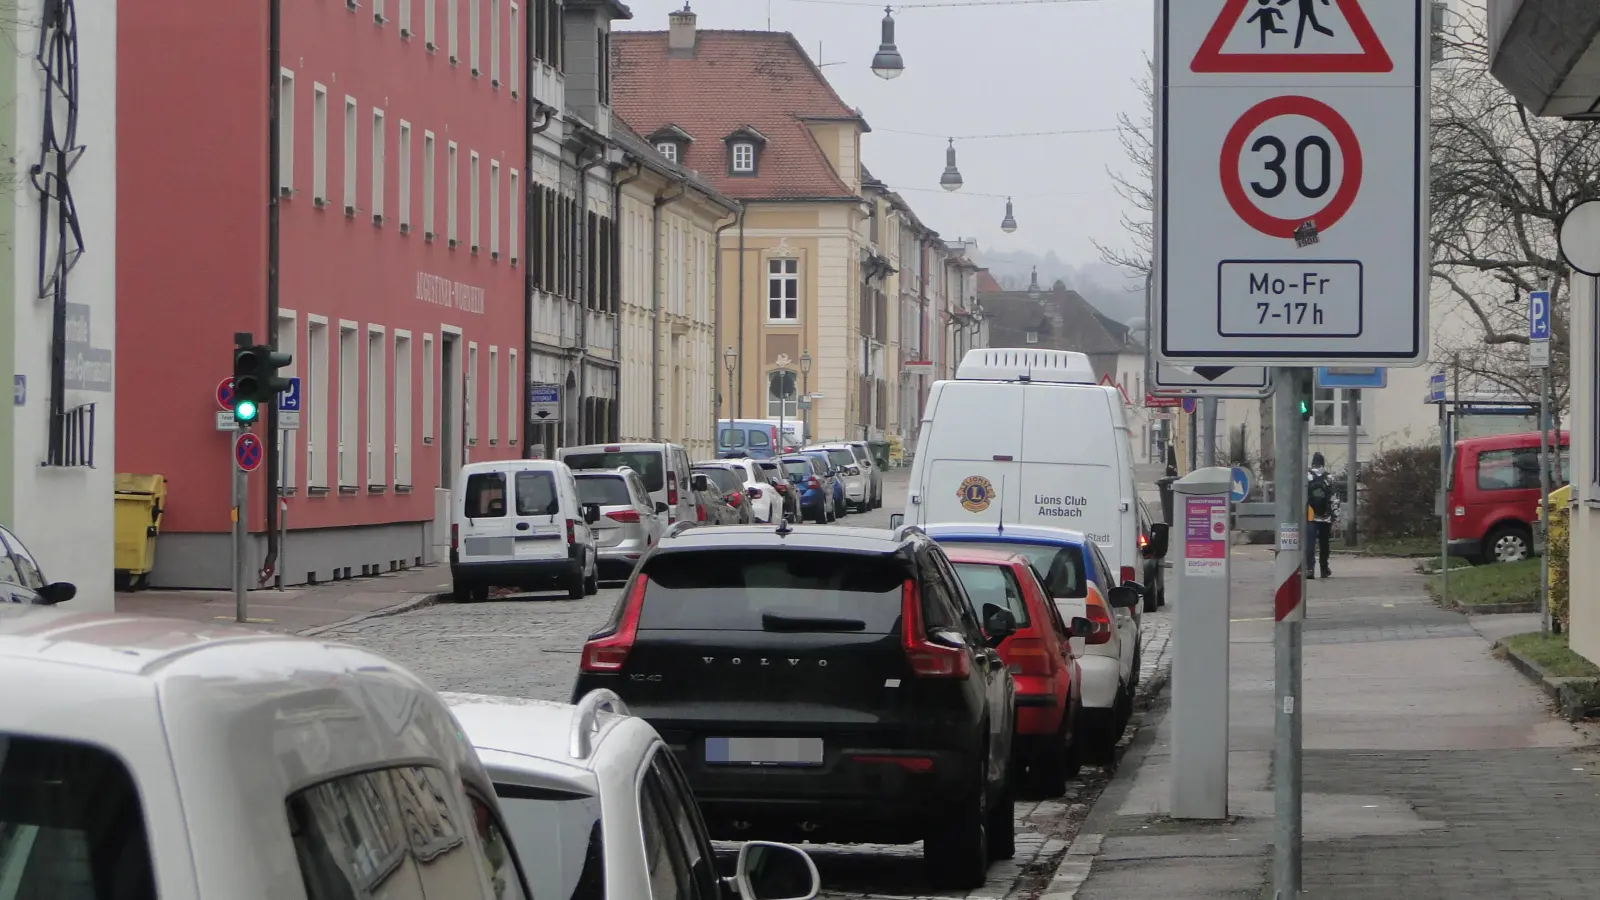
1447,431,1568,564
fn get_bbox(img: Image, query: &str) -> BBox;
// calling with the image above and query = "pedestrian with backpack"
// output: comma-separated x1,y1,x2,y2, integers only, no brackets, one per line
1305,452,1337,579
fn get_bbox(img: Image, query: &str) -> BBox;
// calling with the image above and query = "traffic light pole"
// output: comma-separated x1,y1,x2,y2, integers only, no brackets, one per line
1272,367,1311,899
233,426,249,623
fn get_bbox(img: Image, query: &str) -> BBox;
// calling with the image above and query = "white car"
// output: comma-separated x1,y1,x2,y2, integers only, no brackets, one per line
715,457,786,525
444,689,822,900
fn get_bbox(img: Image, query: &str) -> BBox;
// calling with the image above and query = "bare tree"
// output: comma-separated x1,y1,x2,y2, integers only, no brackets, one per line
1095,56,1153,280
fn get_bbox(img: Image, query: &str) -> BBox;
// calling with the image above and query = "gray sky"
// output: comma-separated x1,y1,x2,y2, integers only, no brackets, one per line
615,0,1149,265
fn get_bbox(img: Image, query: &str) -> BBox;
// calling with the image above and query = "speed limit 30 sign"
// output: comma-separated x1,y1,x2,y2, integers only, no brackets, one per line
1157,0,1428,365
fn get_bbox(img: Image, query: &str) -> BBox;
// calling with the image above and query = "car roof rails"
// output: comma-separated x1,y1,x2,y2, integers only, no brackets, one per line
570,689,630,760
664,520,698,540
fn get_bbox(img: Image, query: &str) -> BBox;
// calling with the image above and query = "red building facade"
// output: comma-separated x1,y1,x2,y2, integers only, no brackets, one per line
119,0,527,587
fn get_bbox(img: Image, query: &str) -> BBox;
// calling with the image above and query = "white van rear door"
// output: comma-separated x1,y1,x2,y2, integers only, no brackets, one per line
460,470,517,561
1020,386,1122,558
915,383,1025,525
509,468,567,562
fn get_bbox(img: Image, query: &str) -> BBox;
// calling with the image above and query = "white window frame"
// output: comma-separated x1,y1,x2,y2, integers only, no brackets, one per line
509,2,520,95
656,142,678,163
508,168,520,264
276,311,298,490
489,159,500,258
398,120,412,229
394,330,413,487
466,342,479,445
732,142,755,172
312,84,328,204
343,96,358,213
374,0,386,21
422,333,436,443
1313,387,1365,430
489,0,500,85
278,70,295,193
448,0,459,62
367,326,387,487
447,141,459,245
507,347,518,445
398,0,411,34
470,0,481,74
469,150,481,252
424,0,436,48
371,108,386,222
488,346,499,444
423,131,436,237
767,257,799,323
338,322,360,488
307,316,330,489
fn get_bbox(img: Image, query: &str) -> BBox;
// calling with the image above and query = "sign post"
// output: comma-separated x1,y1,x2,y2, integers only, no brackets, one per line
1171,467,1235,820
232,431,263,623
1530,289,1552,635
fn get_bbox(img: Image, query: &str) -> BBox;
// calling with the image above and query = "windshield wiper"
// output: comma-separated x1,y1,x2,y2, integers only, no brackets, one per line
761,612,867,632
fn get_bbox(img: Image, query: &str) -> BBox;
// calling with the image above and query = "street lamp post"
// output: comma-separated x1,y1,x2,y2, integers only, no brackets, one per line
723,345,738,448
800,350,813,447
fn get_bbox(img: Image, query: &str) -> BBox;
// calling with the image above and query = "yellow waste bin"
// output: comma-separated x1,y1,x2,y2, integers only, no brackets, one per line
114,474,166,590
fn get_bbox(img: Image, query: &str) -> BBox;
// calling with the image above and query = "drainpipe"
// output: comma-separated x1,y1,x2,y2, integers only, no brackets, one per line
261,0,284,586
712,207,741,452
651,179,688,440
522,103,556,456
575,146,606,444
736,210,747,418
612,161,642,439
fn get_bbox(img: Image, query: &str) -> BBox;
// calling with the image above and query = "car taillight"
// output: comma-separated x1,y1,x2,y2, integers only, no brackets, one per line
606,509,641,523
697,504,707,523
726,492,742,506
1004,636,1055,677
1084,597,1114,646
1121,565,1137,586
1138,532,1149,549
667,472,679,506
901,580,971,678
773,482,789,494
450,524,459,551
566,520,576,545
807,476,821,490
580,577,646,672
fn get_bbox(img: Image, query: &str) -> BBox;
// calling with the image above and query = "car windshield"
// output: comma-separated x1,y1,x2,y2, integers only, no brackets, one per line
640,550,907,633
952,562,1031,626
564,451,665,492
494,784,604,900
826,449,855,468
575,475,632,507
938,540,1086,599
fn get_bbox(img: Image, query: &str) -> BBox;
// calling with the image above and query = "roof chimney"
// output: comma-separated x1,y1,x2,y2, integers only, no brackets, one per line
668,3,697,55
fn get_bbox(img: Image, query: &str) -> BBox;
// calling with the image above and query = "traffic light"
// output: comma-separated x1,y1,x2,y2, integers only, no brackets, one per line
232,338,293,425
1296,372,1314,421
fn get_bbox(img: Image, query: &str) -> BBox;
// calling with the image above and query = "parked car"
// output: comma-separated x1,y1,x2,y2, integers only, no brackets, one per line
559,442,697,526
1136,498,1171,611
757,458,802,523
719,456,786,524
691,463,752,525
0,523,76,605
807,444,870,513
574,524,1019,889
780,454,835,523
717,419,784,460
799,449,847,518
920,523,1141,766
576,467,668,581
846,440,884,509
1447,430,1570,563
452,459,601,601
0,607,531,899
445,689,821,900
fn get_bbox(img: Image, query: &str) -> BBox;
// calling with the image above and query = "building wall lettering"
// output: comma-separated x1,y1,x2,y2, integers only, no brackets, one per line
416,271,486,314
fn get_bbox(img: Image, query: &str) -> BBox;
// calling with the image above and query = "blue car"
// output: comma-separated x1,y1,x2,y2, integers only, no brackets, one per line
780,455,835,523
800,450,847,518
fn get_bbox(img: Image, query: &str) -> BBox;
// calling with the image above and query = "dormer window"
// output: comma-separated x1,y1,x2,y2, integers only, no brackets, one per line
723,125,767,177
732,142,755,173
656,142,679,163
646,124,694,168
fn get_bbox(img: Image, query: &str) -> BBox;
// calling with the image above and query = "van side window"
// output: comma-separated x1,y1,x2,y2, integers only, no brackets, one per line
514,471,560,516
1476,447,1565,492
466,473,508,518
0,735,157,900
748,428,771,450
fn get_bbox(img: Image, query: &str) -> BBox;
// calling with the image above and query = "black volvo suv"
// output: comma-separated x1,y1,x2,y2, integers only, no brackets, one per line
573,523,1019,889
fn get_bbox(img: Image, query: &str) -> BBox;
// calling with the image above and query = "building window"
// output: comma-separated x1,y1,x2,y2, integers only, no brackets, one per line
767,257,798,322
470,0,482,74
399,0,411,34
489,0,500,84
278,70,294,194
448,0,459,61
731,142,755,174
398,121,411,229
509,2,520,95
1313,388,1363,429
312,84,327,204
307,318,329,489
447,141,458,245
423,131,436,237
533,0,561,69
509,168,519,264
367,327,387,487
469,151,481,252
424,0,436,47
656,142,678,163
598,28,611,104
338,323,359,488
1025,330,1038,344
422,333,435,442
467,343,479,444
507,348,518,444
488,346,499,444
374,0,385,21
395,332,413,487
489,159,500,258
768,370,799,418
277,313,297,490
371,108,385,222
343,97,357,213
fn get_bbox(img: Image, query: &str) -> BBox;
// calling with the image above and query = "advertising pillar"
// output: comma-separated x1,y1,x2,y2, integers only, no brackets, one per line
1171,466,1235,820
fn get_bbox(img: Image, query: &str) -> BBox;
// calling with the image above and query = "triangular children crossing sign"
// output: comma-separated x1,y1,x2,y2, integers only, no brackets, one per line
1191,0,1393,74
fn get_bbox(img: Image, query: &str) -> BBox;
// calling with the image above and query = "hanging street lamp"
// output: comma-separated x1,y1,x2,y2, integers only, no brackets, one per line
871,6,905,80
939,139,963,191
1000,197,1018,233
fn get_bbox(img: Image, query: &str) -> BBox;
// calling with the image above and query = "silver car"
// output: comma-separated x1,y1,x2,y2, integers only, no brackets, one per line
575,468,666,581
808,444,870,513
846,440,883,509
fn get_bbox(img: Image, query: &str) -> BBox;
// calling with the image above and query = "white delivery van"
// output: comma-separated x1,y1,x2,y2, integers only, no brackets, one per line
903,348,1144,591
452,458,601,602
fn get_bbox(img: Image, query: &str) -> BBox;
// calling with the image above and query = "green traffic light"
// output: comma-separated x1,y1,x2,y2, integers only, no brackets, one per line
236,399,259,423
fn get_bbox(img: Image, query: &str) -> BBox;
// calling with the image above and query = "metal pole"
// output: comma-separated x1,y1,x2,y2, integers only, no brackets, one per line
233,443,248,623
1188,406,1198,472
1539,366,1551,636
1345,391,1358,546
278,498,288,591
1202,397,1217,467
1271,367,1307,900
1438,394,1449,611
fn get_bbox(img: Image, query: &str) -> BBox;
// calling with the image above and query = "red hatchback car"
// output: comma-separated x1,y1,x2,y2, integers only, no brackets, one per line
946,547,1086,794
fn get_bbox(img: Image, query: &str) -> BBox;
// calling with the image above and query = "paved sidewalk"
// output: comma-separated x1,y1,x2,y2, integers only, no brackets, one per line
114,564,450,635
1048,549,1600,900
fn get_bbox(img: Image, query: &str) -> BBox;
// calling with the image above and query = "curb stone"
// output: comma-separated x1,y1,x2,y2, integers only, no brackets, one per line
297,592,444,637
1036,833,1102,899
1493,638,1600,722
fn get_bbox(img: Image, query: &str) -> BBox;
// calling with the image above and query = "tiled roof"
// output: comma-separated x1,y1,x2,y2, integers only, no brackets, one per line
610,112,739,212
976,268,1003,293
977,282,1128,357
612,29,864,201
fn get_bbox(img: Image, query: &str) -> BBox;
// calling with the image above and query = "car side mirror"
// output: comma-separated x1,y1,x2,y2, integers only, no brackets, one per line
691,474,710,492
1107,585,1141,610
889,513,904,529
655,501,669,514
730,841,821,900
982,603,1017,646
1148,523,1170,558
35,582,76,606
1069,616,1094,638
583,503,601,525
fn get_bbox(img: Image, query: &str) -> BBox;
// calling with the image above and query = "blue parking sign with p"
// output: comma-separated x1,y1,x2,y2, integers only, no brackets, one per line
1529,291,1551,342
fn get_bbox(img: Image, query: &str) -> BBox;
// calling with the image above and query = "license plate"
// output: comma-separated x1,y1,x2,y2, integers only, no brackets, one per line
705,737,824,767
513,538,557,558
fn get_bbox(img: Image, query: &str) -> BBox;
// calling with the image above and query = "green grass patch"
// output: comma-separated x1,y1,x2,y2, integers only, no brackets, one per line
1502,632,1600,678
1358,535,1440,557
1427,557,1540,607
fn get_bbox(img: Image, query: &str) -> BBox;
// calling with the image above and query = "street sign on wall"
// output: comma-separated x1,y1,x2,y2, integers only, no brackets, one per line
1315,366,1387,389
1157,0,1428,364
529,383,560,422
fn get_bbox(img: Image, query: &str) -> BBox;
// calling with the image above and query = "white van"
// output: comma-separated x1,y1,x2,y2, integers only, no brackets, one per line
0,605,532,899
903,349,1144,591
452,458,600,602
559,442,697,525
